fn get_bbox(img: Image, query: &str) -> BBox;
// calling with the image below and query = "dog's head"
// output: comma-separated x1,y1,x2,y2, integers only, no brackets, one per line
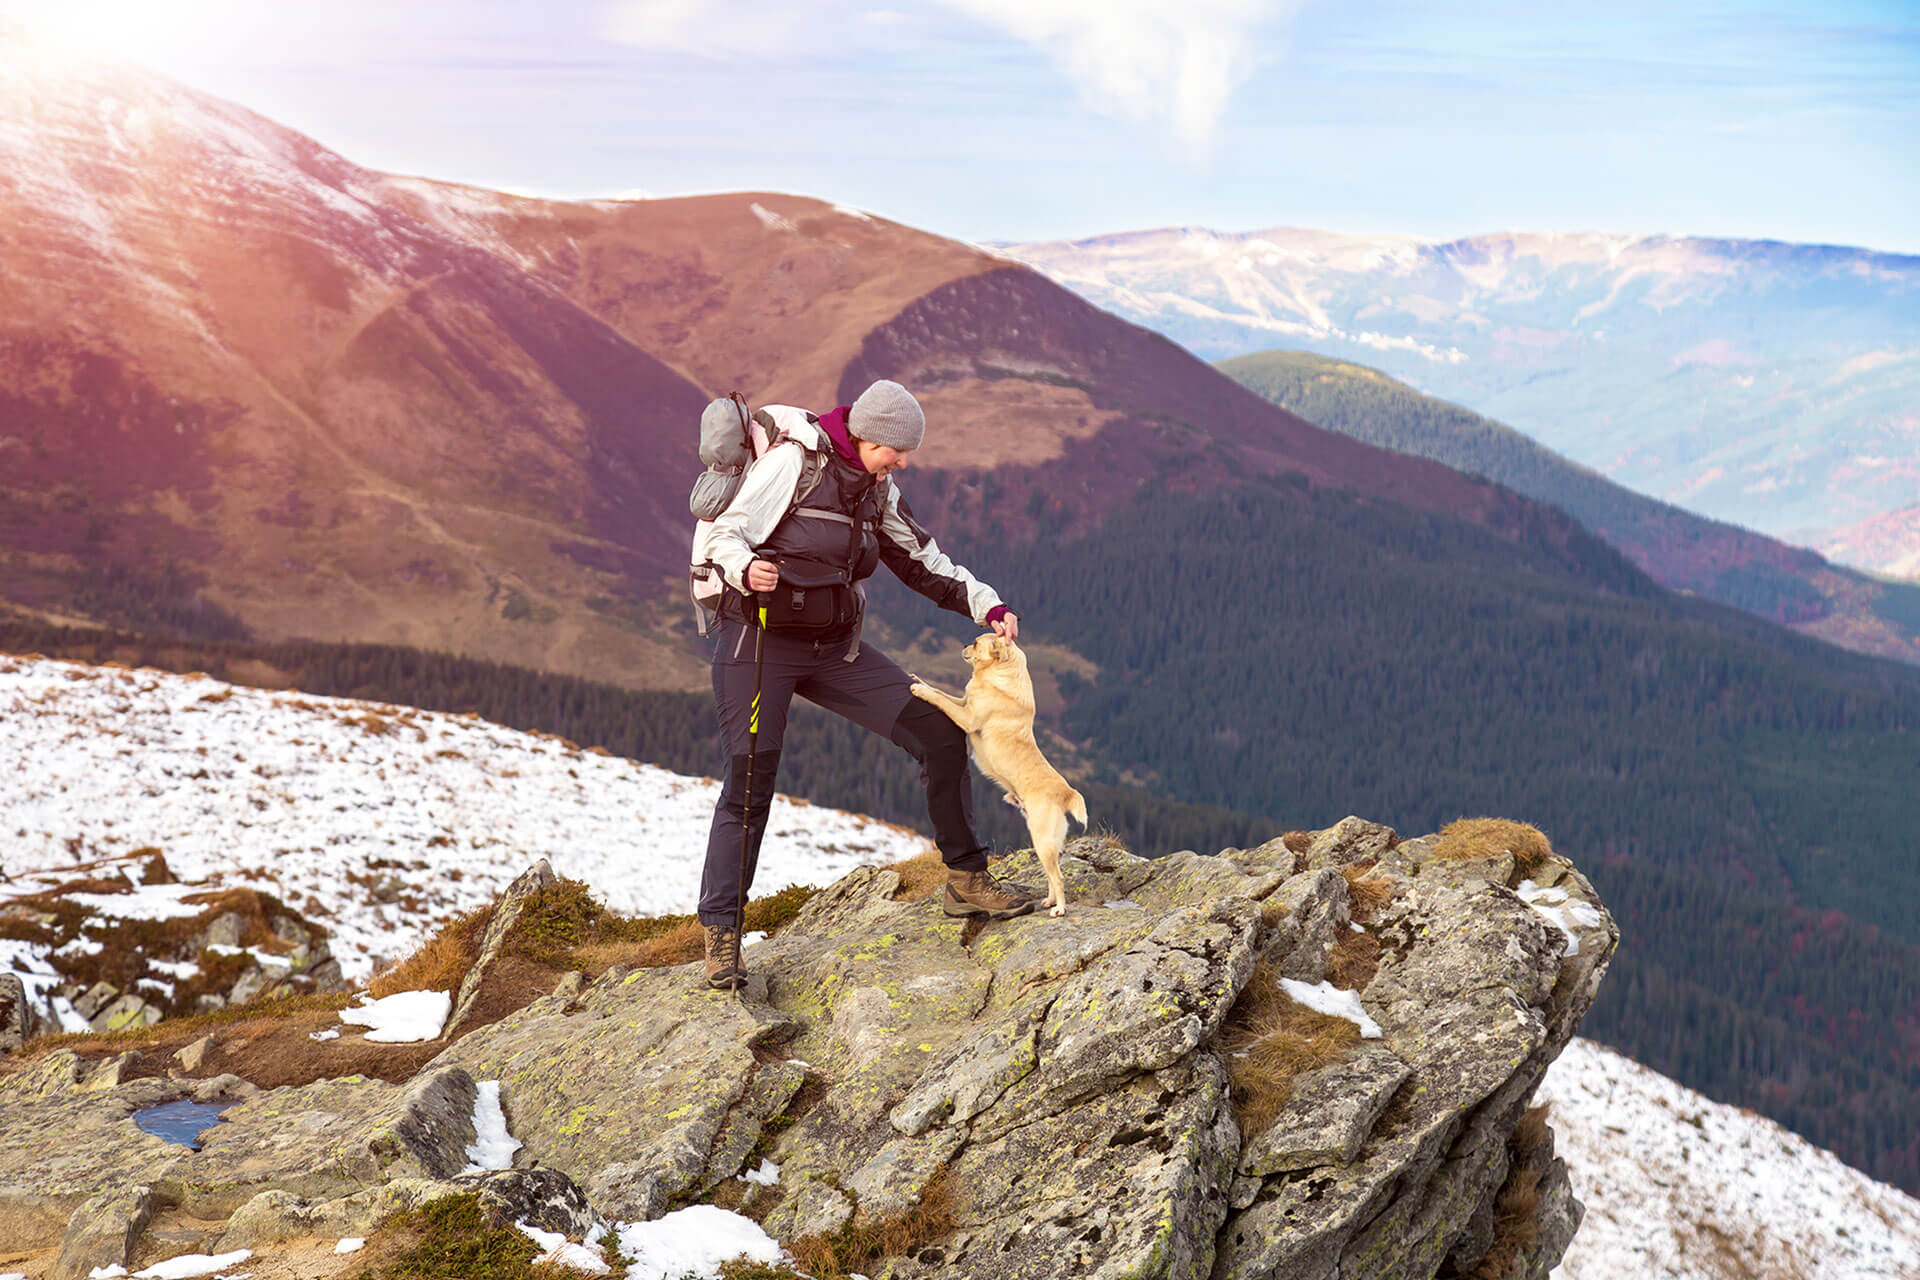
961,633,1026,676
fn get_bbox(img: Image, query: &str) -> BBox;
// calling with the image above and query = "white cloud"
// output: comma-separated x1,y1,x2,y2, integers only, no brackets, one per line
931,0,1296,153
600,0,1293,151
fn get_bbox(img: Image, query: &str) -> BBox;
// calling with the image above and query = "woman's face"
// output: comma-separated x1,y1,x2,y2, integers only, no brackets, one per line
856,441,913,477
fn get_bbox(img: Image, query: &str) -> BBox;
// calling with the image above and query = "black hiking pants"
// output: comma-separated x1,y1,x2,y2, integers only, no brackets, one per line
697,618,988,926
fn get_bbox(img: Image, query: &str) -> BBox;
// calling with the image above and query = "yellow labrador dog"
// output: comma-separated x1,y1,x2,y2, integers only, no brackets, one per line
910,634,1087,916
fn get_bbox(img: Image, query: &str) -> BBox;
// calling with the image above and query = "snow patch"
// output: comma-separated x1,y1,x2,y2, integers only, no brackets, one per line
462,1080,522,1173
749,202,795,232
614,1206,784,1280
1279,978,1383,1038
517,1224,610,1275
738,1158,780,1186
336,989,450,1043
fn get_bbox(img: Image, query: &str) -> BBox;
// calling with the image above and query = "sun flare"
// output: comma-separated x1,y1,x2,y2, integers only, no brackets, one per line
3,0,263,73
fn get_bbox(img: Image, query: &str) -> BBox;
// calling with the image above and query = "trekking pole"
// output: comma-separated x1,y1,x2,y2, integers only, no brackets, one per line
734,590,768,1002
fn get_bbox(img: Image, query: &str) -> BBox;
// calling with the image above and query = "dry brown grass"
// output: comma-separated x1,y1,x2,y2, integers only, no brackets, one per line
1461,1103,1554,1280
778,1175,959,1280
885,850,948,901
370,905,493,999
1322,928,1382,992
1280,831,1314,854
1217,959,1363,1137
500,880,818,977
1433,818,1554,875
1341,863,1395,922
574,920,707,972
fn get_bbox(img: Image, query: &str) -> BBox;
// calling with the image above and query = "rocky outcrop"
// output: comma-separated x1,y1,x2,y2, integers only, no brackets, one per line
0,818,1617,1279
0,857,348,1046
442,857,556,1039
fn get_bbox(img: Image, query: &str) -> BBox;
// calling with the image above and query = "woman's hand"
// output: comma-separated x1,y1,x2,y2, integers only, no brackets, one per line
746,559,780,592
991,612,1020,641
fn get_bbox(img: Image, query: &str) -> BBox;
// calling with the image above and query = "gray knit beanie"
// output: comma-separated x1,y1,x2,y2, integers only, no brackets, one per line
849,379,926,451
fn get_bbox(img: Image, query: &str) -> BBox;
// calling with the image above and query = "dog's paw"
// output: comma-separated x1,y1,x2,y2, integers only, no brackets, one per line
1048,902,1067,918
908,680,931,699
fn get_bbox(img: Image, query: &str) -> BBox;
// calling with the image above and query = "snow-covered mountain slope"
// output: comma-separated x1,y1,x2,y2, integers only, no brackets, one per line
1543,1037,1920,1279
1001,226,1920,577
5,651,1919,1277
0,654,932,978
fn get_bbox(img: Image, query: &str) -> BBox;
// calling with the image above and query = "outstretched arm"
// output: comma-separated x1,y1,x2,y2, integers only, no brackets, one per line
877,484,1006,625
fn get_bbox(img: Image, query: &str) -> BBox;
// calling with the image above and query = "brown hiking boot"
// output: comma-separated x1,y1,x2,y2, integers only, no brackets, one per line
942,867,1036,920
703,923,745,990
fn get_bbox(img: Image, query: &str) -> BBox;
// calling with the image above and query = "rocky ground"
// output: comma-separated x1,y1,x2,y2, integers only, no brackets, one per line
0,817,1616,1280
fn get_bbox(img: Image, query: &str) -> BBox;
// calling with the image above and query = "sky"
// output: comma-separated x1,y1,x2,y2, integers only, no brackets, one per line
3,0,1917,253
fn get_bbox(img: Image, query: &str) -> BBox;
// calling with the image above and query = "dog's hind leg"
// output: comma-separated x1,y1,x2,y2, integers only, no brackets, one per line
1028,804,1072,917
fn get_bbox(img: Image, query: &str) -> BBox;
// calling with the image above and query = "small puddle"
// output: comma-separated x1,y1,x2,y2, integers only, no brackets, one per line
132,1099,233,1150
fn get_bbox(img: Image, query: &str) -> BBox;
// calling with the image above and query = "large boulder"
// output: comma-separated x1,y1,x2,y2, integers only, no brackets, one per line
0,824,1617,1280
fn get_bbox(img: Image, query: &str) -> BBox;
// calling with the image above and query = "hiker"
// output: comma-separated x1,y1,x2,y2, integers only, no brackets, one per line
697,379,1031,988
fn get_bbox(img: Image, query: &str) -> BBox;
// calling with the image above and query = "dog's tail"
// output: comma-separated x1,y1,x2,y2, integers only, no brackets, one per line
1068,789,1088,829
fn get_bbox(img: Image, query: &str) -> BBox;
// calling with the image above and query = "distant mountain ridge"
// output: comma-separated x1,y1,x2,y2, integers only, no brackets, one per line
0,40,1558,687
999,225,1920,579
1217,349,1920,664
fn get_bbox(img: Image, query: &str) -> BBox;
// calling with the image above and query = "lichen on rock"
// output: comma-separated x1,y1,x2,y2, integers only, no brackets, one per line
0,820,1616,1280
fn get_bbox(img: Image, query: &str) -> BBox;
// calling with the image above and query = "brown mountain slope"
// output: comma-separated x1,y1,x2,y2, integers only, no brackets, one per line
1,46,714,685
1,48,1622,690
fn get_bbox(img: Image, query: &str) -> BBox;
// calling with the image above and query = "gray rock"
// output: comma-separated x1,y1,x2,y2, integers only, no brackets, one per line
227,966,271,1006
1212,871,1615,1280
90,994,159,1034
458,1167,604,1238
1220,834,1301,879
427,960,798,1221
1262,868,1351,983
74,982,119,1021
892,1057,1240,1280
218,1179,467,1248
0,974,36,1052
194,912,247,950
173,1035,215,1074
2,819,1619,1280
759,1175,853,1240
1238,1045,1410,1176
444,858,557,1039
305,956,345,988
49,1185,155,1280
1301,816,1398,870
269,916,311,948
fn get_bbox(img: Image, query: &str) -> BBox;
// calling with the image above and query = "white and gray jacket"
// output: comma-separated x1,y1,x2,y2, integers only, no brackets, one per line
705,420,1006,632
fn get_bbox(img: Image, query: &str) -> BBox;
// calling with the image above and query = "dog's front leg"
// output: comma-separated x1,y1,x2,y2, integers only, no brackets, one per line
909,679,982,733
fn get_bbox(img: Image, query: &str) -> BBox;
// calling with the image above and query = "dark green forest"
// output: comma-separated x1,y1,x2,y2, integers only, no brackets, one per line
936,475,1920,1192
1216,347,1920,632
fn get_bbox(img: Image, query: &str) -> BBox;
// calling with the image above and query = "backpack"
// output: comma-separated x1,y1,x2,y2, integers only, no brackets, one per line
688,394,831,634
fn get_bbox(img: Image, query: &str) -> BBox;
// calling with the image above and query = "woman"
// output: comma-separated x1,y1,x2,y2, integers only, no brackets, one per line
697,379,1032,989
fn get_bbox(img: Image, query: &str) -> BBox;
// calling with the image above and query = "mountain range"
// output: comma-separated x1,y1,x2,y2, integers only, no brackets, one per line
5,36,1920,1198
998,225,1920,582
1216,349,1920,665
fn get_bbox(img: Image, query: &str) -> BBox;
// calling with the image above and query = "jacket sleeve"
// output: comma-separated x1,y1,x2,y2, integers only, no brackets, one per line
705,443,805,592
876,483,1006,625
